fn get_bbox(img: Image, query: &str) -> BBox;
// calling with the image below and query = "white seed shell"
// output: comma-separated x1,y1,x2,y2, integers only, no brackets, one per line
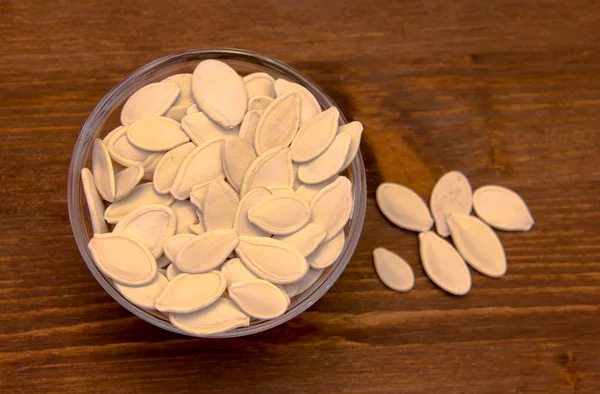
307,231,345,269
376,183,433,232
248,194,311,235
248,96,274,111
192,60,247,128
164,105,188,122
473,185,534,231
235,236,309,284
169,297,250,336
233,187,271,237
254,92,300,155
155,271,226,313
88,233,157,286
156,255,171,269
115,271,169,309
281,282,300,299
229,279,289,319
164,233,196,264
174,229,239,273
238,109,262,150
189,179,215,212
170,139,224,200
121,81,180,125
274,223,327,257
153,142,196,194
203,179,240,231
166,263,182,280
181,112,239,145
162,73,194,107
221,137,257,192
141,152,165,181
291,107,339,163
295,177,337,205
419,231,471,296
447,213,507,277
220,258,259,287
274,79,321,125
114,165,144,201
240,146,293,195
276,285,292,306
337,121,363,170
113,204,176,259
104,183,174,223
243,72,276,99
297,133,351,184
309,176,352,241
430,171,473,237
126,116,189,151
170,200,197,234
102,125,121,145
372,248,415,292
81,168,108,234
92,138,116,202
106,125,154,167
293,268,324,296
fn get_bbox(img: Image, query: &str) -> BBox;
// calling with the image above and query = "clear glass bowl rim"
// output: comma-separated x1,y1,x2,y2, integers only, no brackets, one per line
67,48,367,338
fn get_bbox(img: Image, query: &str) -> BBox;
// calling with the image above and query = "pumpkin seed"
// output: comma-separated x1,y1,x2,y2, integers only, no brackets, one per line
113,204,176,259
243,72,276,99
372,247,414,292
309,176,352,241
104,183,174,223
376,182,433,232
203,179,240,231
169,297,250,335
447,213,507,277
247,194,311,235
170,139,224,200
115,271,169,309
229,279,289,319
92,138,116,202
80,168,108,234
181,112,239,145
473,185,534,231
240,146,293,195
114,165,144,201
254,92,300,155
153,142,195,194
88,233,157,286
192,60,247,128
174,229,239,273
155,271,226,313
233,187,271,237
121,81,180,125
430,171,473,237
419,231,471,296
297,133,351,184
291,107,339,163
274,79,321,125
235,236,308,284
221,137,257,192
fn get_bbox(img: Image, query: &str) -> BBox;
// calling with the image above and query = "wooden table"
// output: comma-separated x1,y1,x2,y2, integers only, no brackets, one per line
2,0,599,392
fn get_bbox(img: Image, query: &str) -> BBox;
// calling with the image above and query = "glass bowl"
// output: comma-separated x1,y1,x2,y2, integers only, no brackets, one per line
67,48,367,337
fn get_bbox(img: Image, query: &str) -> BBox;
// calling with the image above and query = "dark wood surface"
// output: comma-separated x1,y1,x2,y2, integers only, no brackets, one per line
2,0,600,392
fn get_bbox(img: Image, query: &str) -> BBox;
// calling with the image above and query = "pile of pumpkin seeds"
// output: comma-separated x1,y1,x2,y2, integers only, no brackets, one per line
81,59,363,335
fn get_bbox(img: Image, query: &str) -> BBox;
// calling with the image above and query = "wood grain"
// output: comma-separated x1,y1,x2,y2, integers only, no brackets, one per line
1,0,600,392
